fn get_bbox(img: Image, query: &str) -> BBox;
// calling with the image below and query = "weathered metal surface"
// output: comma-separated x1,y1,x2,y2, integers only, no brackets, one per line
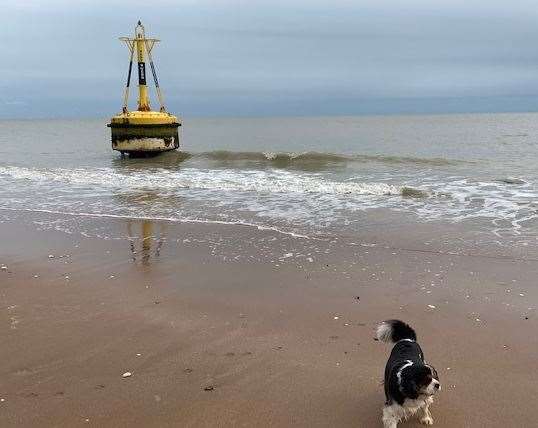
112,136,179,153
110,123,180,154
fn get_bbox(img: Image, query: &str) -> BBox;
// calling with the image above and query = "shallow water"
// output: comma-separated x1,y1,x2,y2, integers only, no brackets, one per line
1,113,537,242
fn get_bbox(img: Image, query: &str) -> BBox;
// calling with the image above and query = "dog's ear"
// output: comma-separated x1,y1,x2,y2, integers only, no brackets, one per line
428,365,439,381
403,366,430,398
402,378,420,399
401,367,422,399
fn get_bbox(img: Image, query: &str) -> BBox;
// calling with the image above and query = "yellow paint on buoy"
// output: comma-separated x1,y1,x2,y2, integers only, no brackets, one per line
108,21,181,156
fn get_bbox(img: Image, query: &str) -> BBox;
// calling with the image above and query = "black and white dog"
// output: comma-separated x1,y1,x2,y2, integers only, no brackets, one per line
376,320,440,427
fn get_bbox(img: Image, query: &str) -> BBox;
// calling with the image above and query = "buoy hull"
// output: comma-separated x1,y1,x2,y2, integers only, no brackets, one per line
108,123,180,154
107,111,181,155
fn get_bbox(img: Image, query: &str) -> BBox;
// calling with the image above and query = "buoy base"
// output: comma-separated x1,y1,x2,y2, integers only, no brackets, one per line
111,133,179,154
108,111,181,155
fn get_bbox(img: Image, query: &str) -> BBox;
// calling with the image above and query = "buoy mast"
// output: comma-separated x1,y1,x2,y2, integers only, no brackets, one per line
121,21,166,113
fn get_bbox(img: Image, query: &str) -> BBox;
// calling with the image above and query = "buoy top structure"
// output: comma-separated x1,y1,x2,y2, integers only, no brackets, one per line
108,21,181,156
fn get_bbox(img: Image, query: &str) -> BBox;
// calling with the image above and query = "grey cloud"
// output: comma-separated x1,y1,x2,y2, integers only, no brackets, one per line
3,1,538,118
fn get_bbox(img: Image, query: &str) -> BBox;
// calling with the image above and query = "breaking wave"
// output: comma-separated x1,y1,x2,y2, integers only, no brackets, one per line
1,163,536,237
169,150,469,166
0,165,418,197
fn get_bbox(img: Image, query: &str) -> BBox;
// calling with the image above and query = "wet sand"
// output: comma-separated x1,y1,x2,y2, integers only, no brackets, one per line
1,211,537,427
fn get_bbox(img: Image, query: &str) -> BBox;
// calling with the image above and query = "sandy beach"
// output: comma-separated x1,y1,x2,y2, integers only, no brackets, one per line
1,210,536,427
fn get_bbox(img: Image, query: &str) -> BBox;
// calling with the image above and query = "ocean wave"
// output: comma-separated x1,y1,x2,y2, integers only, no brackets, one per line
496,177,527,185
184,150,469,166
0,165,411,197
3,165,537,237
401,186,429,198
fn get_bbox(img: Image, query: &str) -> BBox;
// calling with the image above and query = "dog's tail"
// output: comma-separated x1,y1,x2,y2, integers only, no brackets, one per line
376,320,417,343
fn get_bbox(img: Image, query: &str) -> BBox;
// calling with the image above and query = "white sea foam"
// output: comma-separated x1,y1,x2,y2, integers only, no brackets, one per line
0,165,537,237
0,207,313,239
0,165,402,196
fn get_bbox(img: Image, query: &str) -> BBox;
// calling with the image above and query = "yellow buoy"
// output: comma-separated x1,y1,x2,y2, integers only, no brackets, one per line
107,21,181,156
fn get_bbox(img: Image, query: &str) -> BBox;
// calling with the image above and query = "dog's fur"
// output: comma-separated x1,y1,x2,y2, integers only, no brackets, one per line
376,320,440,427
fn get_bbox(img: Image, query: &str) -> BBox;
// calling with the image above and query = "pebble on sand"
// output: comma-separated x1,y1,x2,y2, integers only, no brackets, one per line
122,372,132,378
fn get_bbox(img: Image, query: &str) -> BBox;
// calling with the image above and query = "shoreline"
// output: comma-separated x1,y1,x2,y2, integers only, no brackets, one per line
1,211,537,427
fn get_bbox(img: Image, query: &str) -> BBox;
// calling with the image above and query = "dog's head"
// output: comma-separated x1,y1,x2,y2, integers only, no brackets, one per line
403,364,440,398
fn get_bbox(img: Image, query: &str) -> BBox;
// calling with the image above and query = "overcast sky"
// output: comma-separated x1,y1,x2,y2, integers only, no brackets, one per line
3,0,538,118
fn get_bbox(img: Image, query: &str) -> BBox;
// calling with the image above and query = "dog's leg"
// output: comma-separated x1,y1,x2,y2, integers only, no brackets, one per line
418,403,433,425
382,404,399,428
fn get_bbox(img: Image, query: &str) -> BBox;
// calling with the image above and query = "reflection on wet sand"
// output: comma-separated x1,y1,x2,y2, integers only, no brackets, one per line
127,220,167,266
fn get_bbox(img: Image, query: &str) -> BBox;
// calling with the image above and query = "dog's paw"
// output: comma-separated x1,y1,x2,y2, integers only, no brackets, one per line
420,416,434,425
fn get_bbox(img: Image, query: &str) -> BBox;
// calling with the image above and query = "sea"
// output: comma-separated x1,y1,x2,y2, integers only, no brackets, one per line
1,113,537,248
